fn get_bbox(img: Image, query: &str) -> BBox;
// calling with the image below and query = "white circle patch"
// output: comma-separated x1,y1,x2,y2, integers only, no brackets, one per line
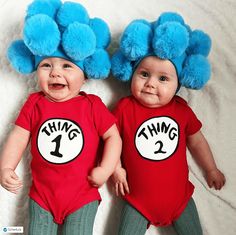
135,117,179,161
37,118,84,164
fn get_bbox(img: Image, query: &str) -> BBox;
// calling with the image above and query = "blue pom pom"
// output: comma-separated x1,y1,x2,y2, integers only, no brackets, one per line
7,40,35,74
62,22,96,61
186,30,211,56
184,24,192,34
23,14,60,56
132,19,151,27
156,12,185,27
111,51,133,81
120,21,153,61
153,22,189,59
26,0,62,19
47,0,62,9
89,18,111,49
180,55,211,89
84,49,111,79
56,2,89,28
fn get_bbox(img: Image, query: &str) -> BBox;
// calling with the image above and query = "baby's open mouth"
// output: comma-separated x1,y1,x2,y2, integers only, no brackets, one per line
49,83,66,90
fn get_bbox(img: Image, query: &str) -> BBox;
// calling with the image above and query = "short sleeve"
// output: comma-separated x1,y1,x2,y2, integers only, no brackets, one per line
15,94,36,131
91,96,116,136
186,106,202,136
112,98,126,134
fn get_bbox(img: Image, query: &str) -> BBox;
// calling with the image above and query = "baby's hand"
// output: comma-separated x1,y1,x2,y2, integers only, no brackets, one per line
112,167,129,196
0,168,23,194
206,168,226,190
87,166,110,188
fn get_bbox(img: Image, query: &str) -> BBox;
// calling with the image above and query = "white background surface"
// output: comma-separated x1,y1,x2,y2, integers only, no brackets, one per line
0,0,236,234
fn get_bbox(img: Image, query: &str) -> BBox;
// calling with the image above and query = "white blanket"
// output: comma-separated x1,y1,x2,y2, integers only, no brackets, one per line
0,0,236,234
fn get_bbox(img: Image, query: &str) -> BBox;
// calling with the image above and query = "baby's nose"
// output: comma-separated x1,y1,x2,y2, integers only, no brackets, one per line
145,77,156,88
50,68,61,78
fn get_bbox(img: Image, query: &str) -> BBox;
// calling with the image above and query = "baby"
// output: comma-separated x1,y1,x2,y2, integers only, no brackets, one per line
0,1,121,234
111,12,225,235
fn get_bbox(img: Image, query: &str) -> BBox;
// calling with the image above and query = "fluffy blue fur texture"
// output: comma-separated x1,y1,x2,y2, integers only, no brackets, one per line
152,12,185,31
170,53,186,77
56,2,89,28
89,18,111,49
84,49,111,79
7,0,111,80
62,22,96,60
120,22,153,61
153,22,189,59
47,0,62,10
7,40,35,74
111,12,212,90
26,0,62,19
23,14,61,56
132,19,151,27
180,55,211,89
156,12,185,26
186,30,211,56
111,51,133,81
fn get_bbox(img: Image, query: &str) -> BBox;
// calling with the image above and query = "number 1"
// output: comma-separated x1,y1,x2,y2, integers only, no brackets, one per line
50,135,63,158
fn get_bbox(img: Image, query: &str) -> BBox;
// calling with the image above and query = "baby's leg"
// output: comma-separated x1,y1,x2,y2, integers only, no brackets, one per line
118,202,148,235
28,199,58,235
62,200,98,235
172,197,203,235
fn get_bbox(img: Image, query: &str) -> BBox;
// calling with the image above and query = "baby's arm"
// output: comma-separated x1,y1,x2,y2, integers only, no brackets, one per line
0,125,30,194
88,124,122,187
187,130,226,190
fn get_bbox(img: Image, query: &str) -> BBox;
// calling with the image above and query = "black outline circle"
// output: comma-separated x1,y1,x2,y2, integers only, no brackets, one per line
36,118,84,164
134,116,180,162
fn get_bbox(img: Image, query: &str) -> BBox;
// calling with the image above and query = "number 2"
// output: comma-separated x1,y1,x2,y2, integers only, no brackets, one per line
154,140,167,154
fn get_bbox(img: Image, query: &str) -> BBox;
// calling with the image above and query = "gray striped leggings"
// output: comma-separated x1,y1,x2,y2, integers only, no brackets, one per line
28,199,98,235
118,197,203,235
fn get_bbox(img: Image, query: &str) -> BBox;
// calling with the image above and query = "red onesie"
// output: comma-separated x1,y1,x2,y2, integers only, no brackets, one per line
113,95,202,226
15,91,116,224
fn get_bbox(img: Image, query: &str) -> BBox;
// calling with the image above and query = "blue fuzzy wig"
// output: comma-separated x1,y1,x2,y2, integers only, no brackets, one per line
111,12,212,90
7,0,111,80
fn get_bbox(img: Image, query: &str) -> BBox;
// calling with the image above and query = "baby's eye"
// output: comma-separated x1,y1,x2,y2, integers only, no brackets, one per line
63,63,72,68
140,71,149,78
159,76,168,82
40,63,51,68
